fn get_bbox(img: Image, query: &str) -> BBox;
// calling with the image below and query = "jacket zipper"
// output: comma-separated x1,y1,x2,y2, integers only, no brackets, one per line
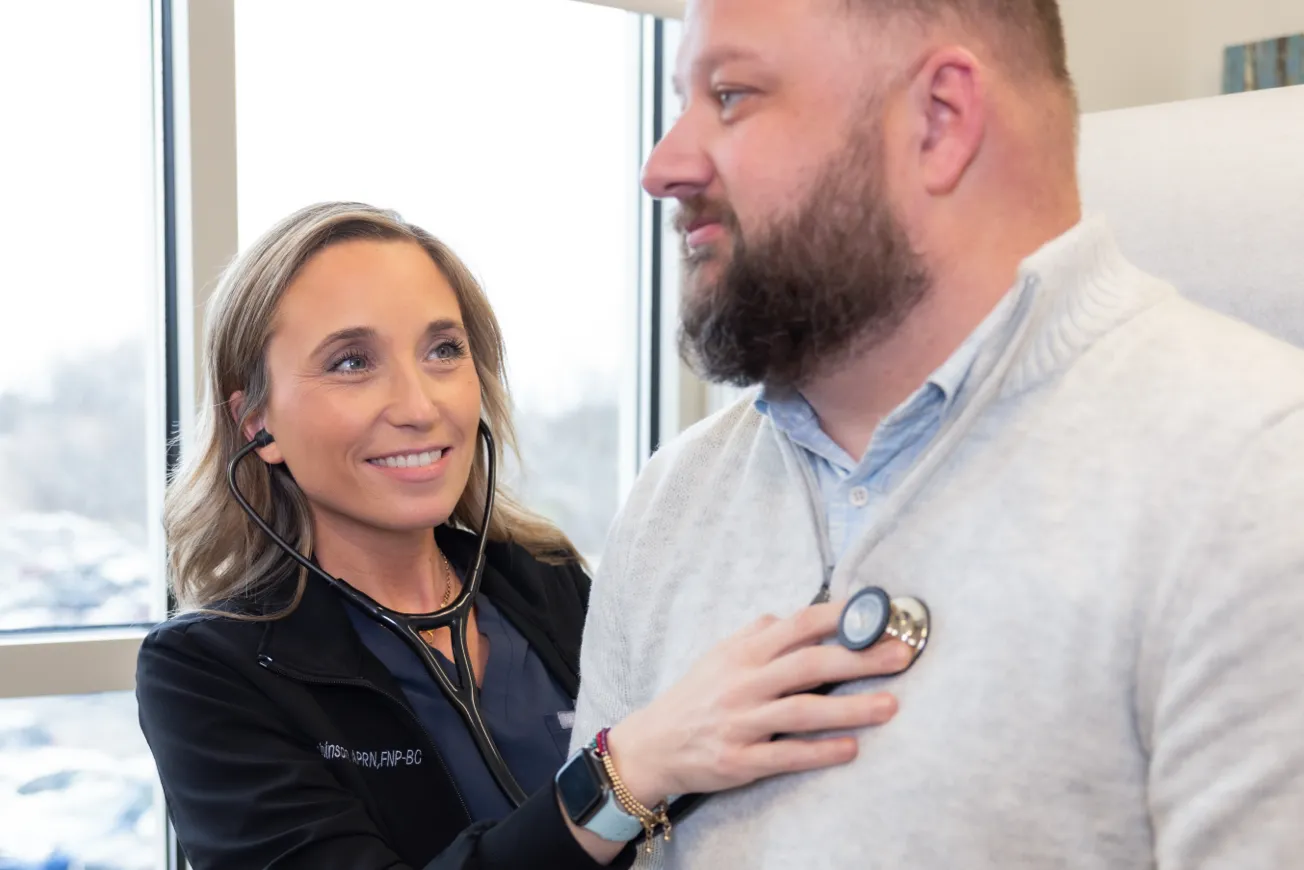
257,653,473,826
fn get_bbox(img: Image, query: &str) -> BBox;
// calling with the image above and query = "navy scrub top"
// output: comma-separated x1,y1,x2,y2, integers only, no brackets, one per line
347,592,577,822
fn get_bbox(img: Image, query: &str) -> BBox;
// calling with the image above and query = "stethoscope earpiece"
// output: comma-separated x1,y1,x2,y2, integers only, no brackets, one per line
228,422,527,807
231,419,934,835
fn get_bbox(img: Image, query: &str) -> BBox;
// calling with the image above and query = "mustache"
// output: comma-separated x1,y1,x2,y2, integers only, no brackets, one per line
672,198,733,235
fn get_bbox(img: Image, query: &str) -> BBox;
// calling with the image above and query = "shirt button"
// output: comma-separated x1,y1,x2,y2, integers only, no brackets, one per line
848,486,870,507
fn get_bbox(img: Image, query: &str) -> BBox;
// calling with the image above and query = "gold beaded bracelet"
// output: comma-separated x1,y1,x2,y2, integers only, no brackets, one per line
595,728,671,853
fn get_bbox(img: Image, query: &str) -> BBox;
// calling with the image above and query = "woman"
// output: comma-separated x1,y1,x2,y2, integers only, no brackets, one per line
136,202,906,869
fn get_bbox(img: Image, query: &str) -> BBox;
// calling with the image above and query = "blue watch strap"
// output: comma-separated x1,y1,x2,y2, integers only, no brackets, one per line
583,785,644,842
557,745,644,843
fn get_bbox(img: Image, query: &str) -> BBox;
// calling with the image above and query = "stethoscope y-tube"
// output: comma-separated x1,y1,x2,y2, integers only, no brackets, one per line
227,421,531,808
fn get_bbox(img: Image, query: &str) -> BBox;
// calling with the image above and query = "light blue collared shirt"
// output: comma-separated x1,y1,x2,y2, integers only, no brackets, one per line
756,294,1015,563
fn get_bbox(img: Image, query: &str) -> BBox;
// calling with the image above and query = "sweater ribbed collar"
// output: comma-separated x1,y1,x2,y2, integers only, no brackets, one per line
993,214,1171,400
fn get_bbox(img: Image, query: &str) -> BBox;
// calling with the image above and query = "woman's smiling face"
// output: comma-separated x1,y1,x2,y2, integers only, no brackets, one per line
245,238,482,536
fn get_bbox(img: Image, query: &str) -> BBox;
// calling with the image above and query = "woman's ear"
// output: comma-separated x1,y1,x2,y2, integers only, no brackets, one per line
229,390,284,465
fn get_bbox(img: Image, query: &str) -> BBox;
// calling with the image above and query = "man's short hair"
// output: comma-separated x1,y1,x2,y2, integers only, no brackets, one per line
854,0,1072,95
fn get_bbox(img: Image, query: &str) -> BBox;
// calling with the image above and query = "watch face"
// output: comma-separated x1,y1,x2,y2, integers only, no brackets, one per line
556,750,604,823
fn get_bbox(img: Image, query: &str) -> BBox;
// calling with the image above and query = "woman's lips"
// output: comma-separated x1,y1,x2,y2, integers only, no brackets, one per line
365,446,452,483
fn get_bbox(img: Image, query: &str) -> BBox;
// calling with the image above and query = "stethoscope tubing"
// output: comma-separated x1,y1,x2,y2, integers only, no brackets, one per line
227,423,931,837
227,422,530,808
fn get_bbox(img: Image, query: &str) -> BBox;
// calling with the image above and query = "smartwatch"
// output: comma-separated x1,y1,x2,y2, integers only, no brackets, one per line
554,745,643,842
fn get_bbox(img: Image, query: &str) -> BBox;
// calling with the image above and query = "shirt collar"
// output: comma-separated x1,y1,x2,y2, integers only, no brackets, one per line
755,289,1017,428
932,289,1017,413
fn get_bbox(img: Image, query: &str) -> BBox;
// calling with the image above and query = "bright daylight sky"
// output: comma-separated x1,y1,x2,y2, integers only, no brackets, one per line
0,3,156,400
234,0,640,414
1,0,639,417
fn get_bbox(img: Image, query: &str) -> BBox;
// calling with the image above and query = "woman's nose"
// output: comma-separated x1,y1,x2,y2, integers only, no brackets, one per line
384,363,440,429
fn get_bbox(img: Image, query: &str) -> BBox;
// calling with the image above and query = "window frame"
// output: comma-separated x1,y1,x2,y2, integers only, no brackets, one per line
0,0,202,701
0,0,232,865
636,15,709,458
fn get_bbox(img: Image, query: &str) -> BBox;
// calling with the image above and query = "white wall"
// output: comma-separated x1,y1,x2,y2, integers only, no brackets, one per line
1177,0,1304,100
1060,0,1188,112
1064,0,1304,112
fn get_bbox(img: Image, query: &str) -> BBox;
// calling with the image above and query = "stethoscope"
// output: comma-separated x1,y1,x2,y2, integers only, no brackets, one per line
666,587,930,824
227,422,933,827
227,421,531,808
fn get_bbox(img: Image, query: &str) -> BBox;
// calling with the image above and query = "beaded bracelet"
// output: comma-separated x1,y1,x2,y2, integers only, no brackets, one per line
593,727,672,853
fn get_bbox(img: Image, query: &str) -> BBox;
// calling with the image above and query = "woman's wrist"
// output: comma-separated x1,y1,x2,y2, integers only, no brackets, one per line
604,716,672,810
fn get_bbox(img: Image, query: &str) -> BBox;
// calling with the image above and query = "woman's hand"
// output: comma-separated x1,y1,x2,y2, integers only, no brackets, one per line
606,601,910,806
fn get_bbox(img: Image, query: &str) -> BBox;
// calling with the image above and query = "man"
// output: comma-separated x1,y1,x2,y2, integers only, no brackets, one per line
572,0,1304,867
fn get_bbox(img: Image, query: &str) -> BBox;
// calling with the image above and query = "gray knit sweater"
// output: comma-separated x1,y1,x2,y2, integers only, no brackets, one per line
573,216,1304,869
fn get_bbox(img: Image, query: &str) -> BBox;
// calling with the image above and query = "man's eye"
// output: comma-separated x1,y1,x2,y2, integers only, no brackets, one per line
716,90,745,110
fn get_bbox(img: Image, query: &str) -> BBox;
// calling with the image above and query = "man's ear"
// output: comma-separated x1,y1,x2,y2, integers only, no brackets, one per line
911,46,986,196
228,390,284,465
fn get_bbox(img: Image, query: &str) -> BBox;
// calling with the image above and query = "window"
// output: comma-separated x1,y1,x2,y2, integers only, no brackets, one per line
0,2,168,868
0,2,164,633
234,0,643,561
0,693,160,869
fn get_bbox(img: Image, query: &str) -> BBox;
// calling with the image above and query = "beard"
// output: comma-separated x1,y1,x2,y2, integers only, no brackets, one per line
676,127,931,390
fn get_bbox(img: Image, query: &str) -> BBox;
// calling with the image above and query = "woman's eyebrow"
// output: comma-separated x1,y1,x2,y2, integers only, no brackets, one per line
423,318,465,338
311,319,465,358
310,325,375,358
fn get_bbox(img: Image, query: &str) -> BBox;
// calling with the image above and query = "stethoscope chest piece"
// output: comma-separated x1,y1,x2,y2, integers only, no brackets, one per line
837,585,931,663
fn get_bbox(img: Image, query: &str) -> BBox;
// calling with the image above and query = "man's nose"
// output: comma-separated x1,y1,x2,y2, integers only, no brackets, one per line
642,113,713,200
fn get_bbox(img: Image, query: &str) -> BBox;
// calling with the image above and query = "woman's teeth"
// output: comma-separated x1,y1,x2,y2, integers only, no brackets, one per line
370,449,443,469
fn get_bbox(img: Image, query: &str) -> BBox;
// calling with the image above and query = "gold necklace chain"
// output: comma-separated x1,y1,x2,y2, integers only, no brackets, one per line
437,551,454,609
421,552,455,647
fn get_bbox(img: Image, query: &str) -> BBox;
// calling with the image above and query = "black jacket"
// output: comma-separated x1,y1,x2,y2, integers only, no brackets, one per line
136,526,609,870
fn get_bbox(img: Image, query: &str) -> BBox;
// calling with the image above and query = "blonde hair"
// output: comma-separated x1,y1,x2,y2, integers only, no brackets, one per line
166,202,579,614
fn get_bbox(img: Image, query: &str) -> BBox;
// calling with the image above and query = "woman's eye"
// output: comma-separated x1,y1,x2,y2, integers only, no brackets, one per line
329,353,369,373
430,339,467,363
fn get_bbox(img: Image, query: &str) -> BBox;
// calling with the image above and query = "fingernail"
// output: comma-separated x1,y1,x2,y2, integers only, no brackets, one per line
871,693,897,714
894,646,915,669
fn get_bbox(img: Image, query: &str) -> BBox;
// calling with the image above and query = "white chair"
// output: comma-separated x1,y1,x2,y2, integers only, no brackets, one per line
1078,84,1304,348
